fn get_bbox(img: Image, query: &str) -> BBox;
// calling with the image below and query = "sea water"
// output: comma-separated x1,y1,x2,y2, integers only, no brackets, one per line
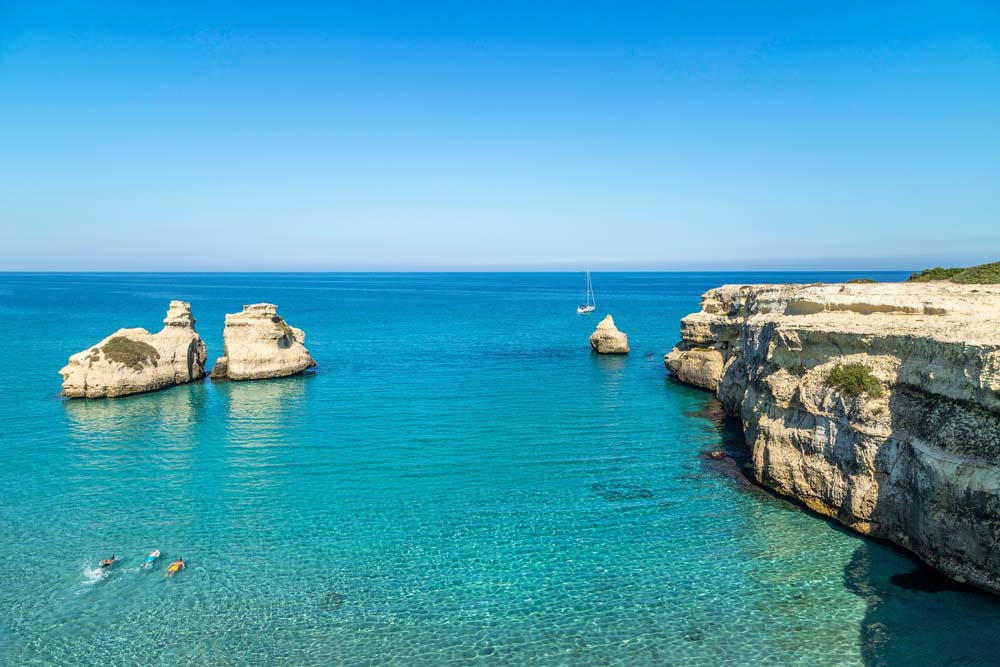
2,272,999,666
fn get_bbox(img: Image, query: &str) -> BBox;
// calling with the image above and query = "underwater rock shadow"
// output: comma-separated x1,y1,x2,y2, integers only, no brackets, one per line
844,541,1000,667
590,482,654,502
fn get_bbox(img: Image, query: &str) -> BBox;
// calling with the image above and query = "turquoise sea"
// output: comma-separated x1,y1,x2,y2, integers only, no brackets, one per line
3,271,1000,667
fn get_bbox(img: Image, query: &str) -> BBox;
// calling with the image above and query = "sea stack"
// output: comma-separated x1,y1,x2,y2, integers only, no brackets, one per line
589,314,630,354
665,281,1000,594
59,301,207,398
211,303,316,380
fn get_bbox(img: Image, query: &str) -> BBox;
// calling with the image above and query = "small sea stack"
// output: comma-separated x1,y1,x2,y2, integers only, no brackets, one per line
589,314,630,354
59,301,208,398
211,303,316,381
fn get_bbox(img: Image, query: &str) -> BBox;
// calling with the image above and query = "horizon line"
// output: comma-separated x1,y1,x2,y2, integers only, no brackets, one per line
0,268,919,274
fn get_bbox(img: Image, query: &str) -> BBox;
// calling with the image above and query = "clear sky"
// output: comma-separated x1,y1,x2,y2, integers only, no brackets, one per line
1,1,998,271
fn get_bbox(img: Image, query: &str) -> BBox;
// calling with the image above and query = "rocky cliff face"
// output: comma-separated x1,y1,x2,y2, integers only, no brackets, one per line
212,303,316,380
60,301,208,398
590,314,630,354
665,282,1000,593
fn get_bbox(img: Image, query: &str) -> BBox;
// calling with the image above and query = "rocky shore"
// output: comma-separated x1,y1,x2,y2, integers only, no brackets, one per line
59,301,207,398
665,282,1000,594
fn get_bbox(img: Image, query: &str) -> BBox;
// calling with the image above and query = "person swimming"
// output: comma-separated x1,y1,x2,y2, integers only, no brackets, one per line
143,550,161,568
165,557,185,577
99,555,117,569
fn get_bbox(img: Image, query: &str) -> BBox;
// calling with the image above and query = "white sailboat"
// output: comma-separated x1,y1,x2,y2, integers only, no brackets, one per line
577,271,596,314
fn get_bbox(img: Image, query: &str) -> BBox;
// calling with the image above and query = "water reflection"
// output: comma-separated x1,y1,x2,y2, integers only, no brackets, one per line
591,352,628,413
64,384,207,448
219,374,310,502
61,384,212,522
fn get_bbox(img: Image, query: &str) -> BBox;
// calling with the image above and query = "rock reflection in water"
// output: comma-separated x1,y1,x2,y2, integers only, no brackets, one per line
64,383,207,449
219,375,310,502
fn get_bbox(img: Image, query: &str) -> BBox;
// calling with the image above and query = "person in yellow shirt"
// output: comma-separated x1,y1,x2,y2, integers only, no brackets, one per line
165,557,185,577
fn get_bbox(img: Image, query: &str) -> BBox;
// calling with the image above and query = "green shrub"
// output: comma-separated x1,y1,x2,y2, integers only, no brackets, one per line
825,363,884,398
907,267,964,282
951,261,1000,284
907,261,1000,284
101,336,160,370
847,278,876,284
272,315,294,340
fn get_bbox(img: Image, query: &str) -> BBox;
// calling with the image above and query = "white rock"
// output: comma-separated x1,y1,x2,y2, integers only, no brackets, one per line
590,314,630,354
212,303,316,380
59,301,207,398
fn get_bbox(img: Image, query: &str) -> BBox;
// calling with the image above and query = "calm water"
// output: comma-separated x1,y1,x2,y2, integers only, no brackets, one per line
3,272,1000,667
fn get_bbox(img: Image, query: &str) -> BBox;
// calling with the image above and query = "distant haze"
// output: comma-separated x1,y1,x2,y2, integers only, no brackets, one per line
1,2,998,271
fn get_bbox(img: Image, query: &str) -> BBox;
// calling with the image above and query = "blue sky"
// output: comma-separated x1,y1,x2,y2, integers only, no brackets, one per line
1,1,998,270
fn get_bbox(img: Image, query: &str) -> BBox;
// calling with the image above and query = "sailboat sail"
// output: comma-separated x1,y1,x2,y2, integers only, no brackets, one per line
577,271,596,313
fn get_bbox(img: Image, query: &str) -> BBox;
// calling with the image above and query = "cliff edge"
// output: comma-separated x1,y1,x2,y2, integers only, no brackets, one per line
665,282,1000,593
60,301,208,398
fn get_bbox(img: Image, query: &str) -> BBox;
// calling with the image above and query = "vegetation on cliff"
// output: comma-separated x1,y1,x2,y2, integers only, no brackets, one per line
951,261,1000,284
101,336,161,370
271,315,295,340
908,267,965,282
908,261,1000,284
824,363,884,398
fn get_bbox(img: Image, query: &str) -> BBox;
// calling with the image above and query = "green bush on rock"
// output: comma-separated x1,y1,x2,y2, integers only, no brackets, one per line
951,261,1000,284
907,261,1000,284
101,336,161,370
908,267,965,282
824,363,884,398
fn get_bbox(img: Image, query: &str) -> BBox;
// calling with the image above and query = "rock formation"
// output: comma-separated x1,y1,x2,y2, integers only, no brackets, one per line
590,314,630,354
665,281,1000,593
212,303,316,380
60,301,207,398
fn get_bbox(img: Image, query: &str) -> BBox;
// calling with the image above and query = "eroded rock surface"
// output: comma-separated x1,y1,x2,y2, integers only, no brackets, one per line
212,303,316,380
590,314,630,354
60,301,207,398
666,281,1000,593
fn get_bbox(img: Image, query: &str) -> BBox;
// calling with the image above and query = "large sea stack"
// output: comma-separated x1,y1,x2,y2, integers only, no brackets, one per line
665,281,1000,593
60,301,207,398
211,303,316,380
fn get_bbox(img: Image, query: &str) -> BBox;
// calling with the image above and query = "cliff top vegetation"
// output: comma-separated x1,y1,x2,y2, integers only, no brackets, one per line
908,261,1000,284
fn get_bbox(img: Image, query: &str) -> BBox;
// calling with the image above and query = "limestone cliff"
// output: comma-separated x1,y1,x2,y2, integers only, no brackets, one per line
665,282,1000,593
212,303,316,380
590,314,630,354
60,301,207,398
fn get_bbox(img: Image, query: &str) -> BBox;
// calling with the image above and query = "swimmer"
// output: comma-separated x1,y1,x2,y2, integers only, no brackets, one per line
98,555,117,569
165,557,185,577
143,550,161,568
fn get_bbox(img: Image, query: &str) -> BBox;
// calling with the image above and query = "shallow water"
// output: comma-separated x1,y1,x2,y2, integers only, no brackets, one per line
3,271,1000,666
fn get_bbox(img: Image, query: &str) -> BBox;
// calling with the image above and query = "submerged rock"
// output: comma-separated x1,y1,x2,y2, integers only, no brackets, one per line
589,314,630,354
212,303,316,380
59,301,207,398
665,281,1000,594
